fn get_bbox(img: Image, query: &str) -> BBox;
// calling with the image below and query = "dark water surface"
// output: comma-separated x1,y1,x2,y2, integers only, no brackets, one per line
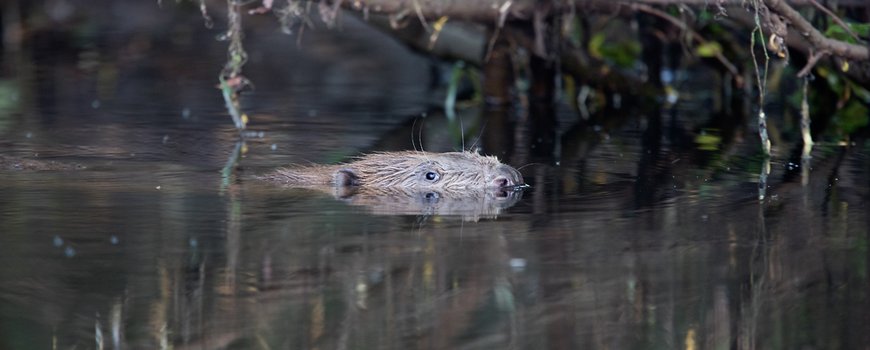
1,5,869,350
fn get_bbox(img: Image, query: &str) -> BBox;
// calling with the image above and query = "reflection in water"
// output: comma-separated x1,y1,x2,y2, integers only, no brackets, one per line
759,157,771,200
330,186,523,220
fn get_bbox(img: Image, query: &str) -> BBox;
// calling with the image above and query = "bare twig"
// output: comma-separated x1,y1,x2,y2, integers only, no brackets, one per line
198,0,214,28
750,0,772,157
484,0,513,62
796,49,829,77
631,3,740,77
427,16,450,50
220,0,249,130
411,0,431,32
799,76,813,156
807,0,859,42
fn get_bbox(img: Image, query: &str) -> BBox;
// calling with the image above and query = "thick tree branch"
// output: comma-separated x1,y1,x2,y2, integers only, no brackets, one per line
339,0,868,21
727,8,870,83
344,0,537,22
337,0,868,62
763,0,868,61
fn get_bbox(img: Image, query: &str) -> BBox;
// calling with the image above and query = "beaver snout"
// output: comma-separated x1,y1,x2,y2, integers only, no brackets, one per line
490,164,524,188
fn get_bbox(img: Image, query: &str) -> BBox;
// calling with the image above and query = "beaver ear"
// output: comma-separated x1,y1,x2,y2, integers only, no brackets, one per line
333,185,359,199
333,168,360,187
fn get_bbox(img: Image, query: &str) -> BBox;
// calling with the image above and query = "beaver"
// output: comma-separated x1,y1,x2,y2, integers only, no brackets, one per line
261,151,524,193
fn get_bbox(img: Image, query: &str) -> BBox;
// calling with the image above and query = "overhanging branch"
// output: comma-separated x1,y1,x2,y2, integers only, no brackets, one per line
331,0,868,63
763,0,868,61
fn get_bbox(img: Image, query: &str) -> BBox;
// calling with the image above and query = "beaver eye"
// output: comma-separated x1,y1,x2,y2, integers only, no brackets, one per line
424,171,440,182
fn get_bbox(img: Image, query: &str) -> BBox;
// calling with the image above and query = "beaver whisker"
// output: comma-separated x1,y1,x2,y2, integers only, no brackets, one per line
411,117,419,152
516,163,542,171
467,121,487,153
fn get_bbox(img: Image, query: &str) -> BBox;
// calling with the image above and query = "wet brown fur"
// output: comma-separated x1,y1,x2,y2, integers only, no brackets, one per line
262,151,523,191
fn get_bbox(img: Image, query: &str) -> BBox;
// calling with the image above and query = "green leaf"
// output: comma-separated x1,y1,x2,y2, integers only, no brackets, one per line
589,32,605,59
695,130,722,151
833,100,869,134
850,81,870,104
588,33,640,68
698,9,713,22
695,42,722,57
602,42,641,68
824,23,870,44
0,80,19,134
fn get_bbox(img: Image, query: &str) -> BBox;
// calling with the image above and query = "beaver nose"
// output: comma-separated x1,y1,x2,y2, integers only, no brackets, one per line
490,165,524,188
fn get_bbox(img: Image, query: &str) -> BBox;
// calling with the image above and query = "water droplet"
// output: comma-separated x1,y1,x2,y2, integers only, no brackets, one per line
509,258,527,271
181,108,191,119
25,132,32,139
271,144,277,151
162,135,169,144
91,99,101,109
64,246,76,258
53,236,63,247
660,69,674,84
666,91,679,104
110,236,119,245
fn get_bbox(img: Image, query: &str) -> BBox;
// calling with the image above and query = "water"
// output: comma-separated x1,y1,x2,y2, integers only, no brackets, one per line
1,4,869,350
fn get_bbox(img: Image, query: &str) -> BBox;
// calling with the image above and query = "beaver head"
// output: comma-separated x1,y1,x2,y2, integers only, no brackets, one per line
331,151,524,191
